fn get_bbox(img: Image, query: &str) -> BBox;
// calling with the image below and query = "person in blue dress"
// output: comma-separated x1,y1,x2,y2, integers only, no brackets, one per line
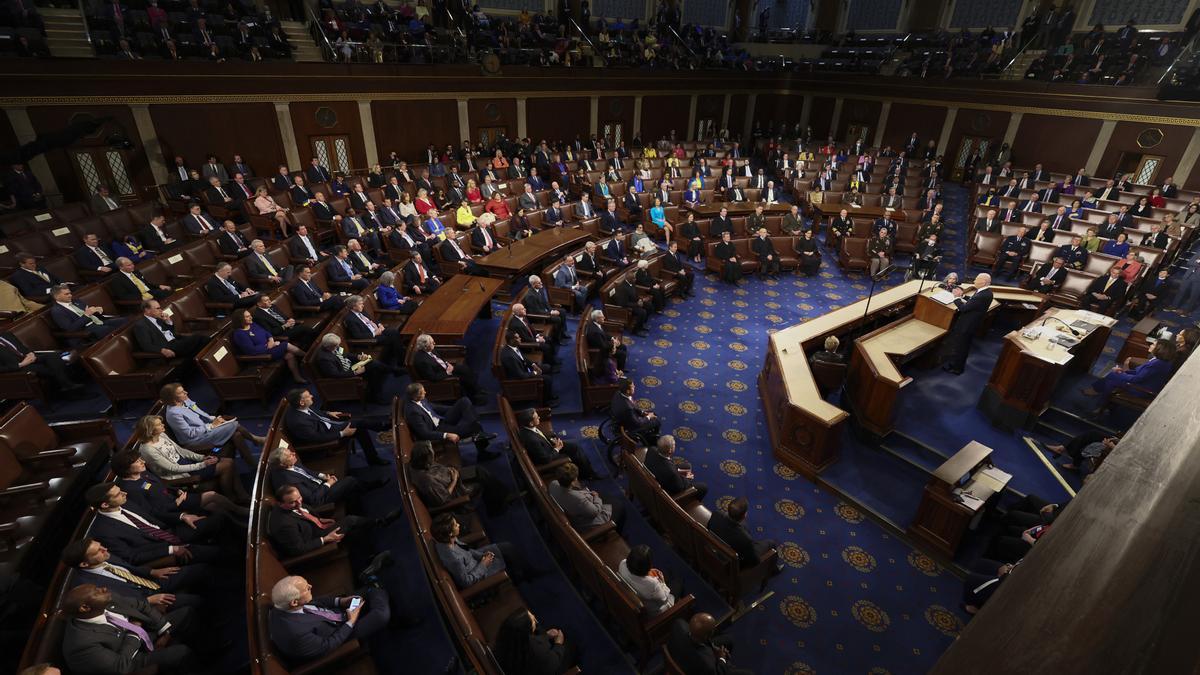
375,270,418,314
112,234,152,262
161,381,263,466
648,196,673,240
230,308,308,382
1101,232,1130,258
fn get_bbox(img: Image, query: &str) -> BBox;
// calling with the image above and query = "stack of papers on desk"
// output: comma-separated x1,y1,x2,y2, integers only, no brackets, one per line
955,490,985,510
931,290,956,305
976,466,1012,491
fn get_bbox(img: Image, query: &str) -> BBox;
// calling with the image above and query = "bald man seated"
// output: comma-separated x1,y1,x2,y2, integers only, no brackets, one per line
666,612,754,675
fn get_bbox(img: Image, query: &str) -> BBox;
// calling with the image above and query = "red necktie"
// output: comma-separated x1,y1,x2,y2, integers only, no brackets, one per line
122,510,183,545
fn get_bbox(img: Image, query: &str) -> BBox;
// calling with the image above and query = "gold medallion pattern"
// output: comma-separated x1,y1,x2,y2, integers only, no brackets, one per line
720,459,746,477
906,551,942,577
773,463,799,480
673,426,697,441
684,378,704,390
640,376,661,388
678,400,701,414
924,605,963,637
726,380,748,392
851,600,891,633
722,429,746,443
688,358,708,368
842,546,877,573
834,503,864,524
724,402,747,416
780,595,819,629
779,541,811,568
775,499,805,520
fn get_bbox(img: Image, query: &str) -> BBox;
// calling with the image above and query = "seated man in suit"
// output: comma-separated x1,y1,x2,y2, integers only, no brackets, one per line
388,220,432,261
75,233,117,275
707,497,781,572
284,388,390,465
402,382,497,459
291,265,346,313
518,183,539,212
327,245,369,291
516,407,597,478
139,214,178,252
524,274,568,339
439,235,489,276
549,461,625,532
0,329,86,396
994,226,1031,280
204,176,240,218
287,224,329,265
246,238,293,285
217,220,252,258
1030,256,1069,293
1082,338,1175,399
182,202,220,236
60,583,198,675
307,191,342,225
268,574,395,664
345,238,384,279
204,262,260,308
133,299,207,360
11,252,62,300
611,377,661,443
267,485,399,558
111,257,172,302
84,482,228,566
553,256,589,312
312,333,392,405
62,537,210,611
253,294,317,349
645,434,706,501
510,302,560,366
585,308,627,375
90,185,123,213
343,294,404,365
270,441,386,510
402,252,441,295
667,613,752,675
576,240,610,280
470,213,504,254
412,333,483,402
1140,223,1170,250
500,330,558,405
708,207,733,240
1081,266,1128,314
49,284,125,345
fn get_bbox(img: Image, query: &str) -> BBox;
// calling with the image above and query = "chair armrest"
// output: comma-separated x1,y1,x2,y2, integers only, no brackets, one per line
647,593,695,631
133,351,170,360
0,481,50,500
428,494,472,514
289,639,366,675
203,302,234,312
19,448,77,468
234,354,274,363
580,521,617,543
460,570,512,601
281,541,344,569
671,486,699,504
51,330,91,341
437,344,467,357
181,316,217,328
49,418,115,443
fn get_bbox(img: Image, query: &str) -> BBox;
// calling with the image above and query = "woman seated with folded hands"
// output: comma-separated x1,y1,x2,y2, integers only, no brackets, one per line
230,308,307,383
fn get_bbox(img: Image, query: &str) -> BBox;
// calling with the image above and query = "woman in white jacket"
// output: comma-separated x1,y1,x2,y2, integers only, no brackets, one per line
135,415,248,503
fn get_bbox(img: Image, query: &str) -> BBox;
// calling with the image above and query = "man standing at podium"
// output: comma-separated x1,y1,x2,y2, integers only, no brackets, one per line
941,273,993,375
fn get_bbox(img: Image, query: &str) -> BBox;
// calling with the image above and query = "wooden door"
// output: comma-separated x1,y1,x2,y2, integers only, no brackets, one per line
951,136,991,182
310,135,353,175
71,147,136,198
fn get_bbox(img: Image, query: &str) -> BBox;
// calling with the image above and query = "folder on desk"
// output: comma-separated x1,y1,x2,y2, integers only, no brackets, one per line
931,289,956,305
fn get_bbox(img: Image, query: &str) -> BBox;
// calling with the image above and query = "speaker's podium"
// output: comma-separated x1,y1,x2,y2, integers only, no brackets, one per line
979,307,1117,429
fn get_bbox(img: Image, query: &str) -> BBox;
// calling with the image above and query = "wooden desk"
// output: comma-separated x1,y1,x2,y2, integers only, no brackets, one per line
910,441,1011,558
475,227,593,293
811,203,900,221
398,274,506,343
1115,316,1161,365
684,202,792,217
980,307,1117,429
846,294,956,437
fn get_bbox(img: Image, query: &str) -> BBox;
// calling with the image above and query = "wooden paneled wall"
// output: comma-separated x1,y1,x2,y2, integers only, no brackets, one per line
288,101,367,171
150,103,283,180
1011,114,1105,174
527,98,591,145
371,99,461,161
26,105,154,203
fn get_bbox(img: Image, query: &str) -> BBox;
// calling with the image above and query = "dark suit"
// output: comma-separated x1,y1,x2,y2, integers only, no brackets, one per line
1083,275,1127,314
63,594,195,675
0,331,75,390
585,320,626,371
995,236,1031,278
270,463,361,507
132,316,206,359
282,406,387,461
612,280,648,330
612,392,660,440
402,397,481,441
1031,264,1068,292
110,271,171,302
287,235,326,263
312,347,387,400
75,244,115,272
290,279,344,312
714,240,741,283
1141,232,1169,249
327,257,368,291
253,305,317,348
204,275,260,308
50,301,125,344
645,449,707,501
89,509,221,565
942,288,993,372
268,589,390,664
218,230,251,257
709,216,733,239
402,260,440,294
751,236,781,276
438,238,487,276
517,425,593,476
10,266,60,298
266,503,366,558
500,345,556,400
708,510,772,569
412,349,480,398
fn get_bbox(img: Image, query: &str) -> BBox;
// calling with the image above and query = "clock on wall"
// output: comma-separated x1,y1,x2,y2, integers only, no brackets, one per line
315,107,338,128
1137,128,1164,149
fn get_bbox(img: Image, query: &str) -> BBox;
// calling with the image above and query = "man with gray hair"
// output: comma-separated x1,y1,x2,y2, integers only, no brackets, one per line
525,274,568,341
48,284,125,345
268,444,382,506
411,333,484,403
646,434,708,501
552,255,588,312
204,261,261,308
585,308,627,375
244,238,292,285
342,294,405,369
941,272,993,375
268,573,395,662
312,332,392,405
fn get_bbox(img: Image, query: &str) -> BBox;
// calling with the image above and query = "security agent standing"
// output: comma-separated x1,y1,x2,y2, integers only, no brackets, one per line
940,273,993,375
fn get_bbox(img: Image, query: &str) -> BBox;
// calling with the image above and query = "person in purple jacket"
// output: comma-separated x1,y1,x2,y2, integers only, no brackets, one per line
1082,339,1177,399
230,309,308,383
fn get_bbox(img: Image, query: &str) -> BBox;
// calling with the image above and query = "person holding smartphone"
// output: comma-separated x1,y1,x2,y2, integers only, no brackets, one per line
268,575,393,662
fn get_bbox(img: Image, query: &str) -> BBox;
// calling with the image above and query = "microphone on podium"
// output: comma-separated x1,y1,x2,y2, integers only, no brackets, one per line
1041,315,1082,336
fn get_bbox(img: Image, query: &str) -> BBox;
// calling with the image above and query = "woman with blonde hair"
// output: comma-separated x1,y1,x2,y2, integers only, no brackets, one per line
135,414,248,502
253,185,292,237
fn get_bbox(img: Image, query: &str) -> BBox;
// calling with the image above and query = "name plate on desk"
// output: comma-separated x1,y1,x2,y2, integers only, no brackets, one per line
168,254,184,264
52,227,70,236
